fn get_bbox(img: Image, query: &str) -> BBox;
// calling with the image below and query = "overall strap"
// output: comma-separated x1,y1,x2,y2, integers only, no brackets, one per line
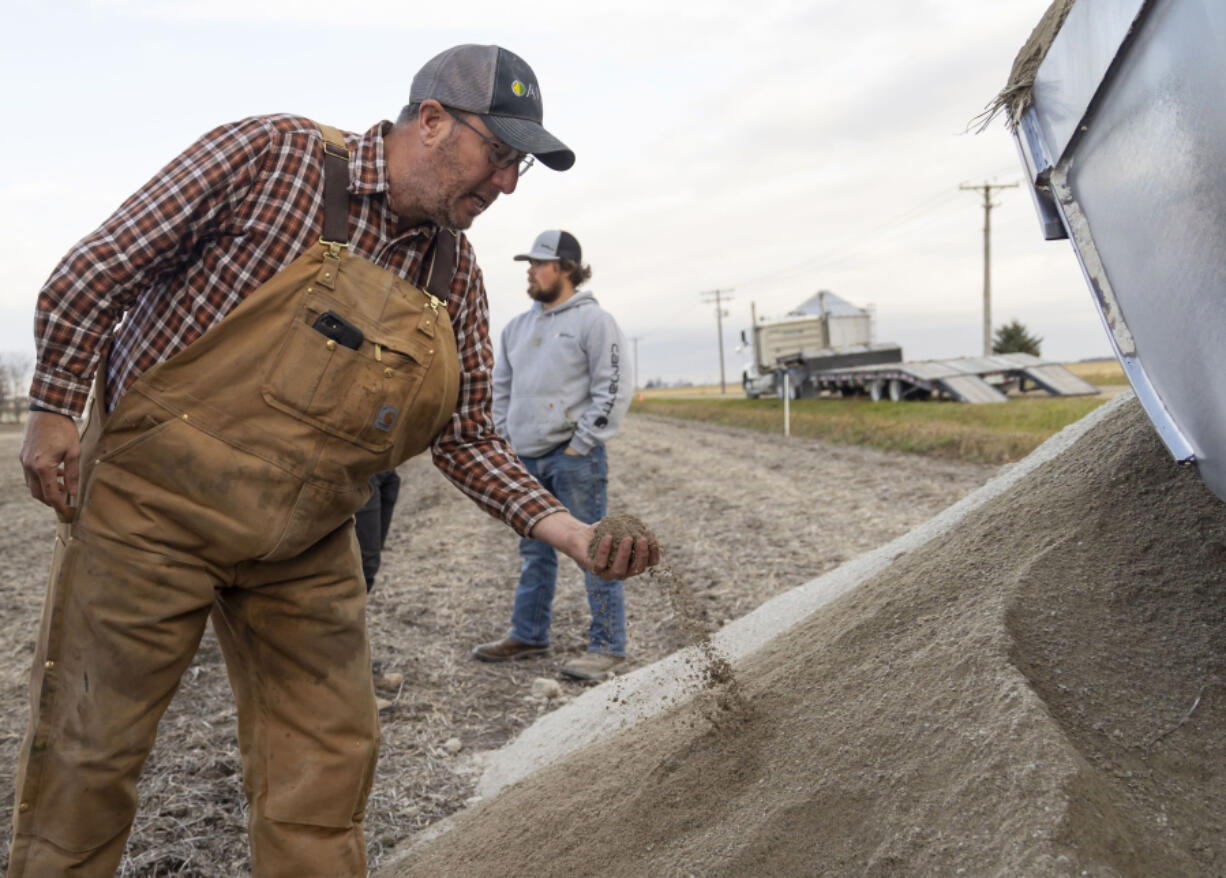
317,124,351,248
423,229,457,302
317,121,455,302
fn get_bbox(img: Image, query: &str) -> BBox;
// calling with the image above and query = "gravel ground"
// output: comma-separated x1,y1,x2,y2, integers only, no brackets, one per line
0,414,996,874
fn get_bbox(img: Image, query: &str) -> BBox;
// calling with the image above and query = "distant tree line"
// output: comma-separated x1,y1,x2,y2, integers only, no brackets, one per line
0,353,33,423
642,378,693,389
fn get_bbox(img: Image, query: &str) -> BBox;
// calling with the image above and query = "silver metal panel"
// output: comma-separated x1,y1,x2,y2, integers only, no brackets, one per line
1035,0,1226,498
1015,113,1068,240
1119,352,1196,461
1030,0,1147,166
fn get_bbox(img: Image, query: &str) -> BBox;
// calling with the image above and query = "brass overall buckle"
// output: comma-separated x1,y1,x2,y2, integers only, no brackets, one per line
319,237,348,259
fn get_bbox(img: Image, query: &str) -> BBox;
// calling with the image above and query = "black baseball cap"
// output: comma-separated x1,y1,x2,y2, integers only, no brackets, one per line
410,44,575,171
514,230,582,262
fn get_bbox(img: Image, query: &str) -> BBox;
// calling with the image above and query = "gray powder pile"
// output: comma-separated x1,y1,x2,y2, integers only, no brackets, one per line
388,399,1225,877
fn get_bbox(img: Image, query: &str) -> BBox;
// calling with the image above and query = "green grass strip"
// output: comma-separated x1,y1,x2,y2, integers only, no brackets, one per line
630,395,1111,465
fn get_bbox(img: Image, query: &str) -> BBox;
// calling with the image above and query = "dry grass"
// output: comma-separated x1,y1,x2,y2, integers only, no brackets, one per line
1062,358,1127,387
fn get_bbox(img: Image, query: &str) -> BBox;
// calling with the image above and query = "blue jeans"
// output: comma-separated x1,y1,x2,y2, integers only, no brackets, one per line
510,444,626,656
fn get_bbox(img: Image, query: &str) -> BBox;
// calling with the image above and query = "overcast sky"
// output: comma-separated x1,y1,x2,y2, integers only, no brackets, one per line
2,0,1111,387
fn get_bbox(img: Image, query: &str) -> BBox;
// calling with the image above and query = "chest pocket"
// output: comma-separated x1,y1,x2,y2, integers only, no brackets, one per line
262,290,434,452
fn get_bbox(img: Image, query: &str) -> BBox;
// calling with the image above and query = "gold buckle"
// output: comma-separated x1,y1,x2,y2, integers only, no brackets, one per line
319,237,348,258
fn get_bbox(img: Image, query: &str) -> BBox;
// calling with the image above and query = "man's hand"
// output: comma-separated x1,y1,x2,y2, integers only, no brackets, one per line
530,511,660,579
20,411,81,519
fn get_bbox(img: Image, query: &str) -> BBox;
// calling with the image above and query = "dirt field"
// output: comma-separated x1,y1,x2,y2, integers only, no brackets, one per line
0,414,995,875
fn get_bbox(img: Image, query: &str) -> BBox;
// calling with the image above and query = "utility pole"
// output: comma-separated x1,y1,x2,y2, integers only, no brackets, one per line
699,289,734,393
960,181,1018,356
628,336,642,390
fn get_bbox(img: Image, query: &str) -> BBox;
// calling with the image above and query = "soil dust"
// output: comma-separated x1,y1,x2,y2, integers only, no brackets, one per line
591,512,743,707
386,398,1226,877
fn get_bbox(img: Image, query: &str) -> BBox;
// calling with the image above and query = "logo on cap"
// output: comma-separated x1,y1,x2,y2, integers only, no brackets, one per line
511,79,537,99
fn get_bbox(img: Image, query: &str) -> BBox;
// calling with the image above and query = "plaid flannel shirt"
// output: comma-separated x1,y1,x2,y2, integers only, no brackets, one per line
30,114,563,535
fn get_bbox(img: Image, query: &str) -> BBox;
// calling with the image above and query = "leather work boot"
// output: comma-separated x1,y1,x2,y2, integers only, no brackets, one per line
560,652,625,681
471,637,550,663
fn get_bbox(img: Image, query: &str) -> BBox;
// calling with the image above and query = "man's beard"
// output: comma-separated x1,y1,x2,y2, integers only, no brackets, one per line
528,276,564,304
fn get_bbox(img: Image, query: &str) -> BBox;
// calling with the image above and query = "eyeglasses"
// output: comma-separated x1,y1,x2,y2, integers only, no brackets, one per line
444,108,535,177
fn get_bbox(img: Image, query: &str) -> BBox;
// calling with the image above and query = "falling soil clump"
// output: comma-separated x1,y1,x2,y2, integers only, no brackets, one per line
649,564,750,726
587,512,651,567
590,512,747,721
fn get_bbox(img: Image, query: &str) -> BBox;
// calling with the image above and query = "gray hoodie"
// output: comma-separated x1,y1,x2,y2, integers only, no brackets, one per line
492,290,631,457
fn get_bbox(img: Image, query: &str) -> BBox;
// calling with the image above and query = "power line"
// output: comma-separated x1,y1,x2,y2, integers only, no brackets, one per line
728,188,962,291
729,164,1021,294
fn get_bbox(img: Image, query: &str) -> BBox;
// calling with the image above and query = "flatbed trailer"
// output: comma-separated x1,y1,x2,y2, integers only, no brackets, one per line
787,353,1098,403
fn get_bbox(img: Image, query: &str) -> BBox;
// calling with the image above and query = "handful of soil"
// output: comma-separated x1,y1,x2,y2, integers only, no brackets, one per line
587,513,652,568
588,513,748,721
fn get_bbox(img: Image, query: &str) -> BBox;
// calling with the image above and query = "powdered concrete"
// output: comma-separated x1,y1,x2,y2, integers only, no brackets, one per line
381,393,1140,871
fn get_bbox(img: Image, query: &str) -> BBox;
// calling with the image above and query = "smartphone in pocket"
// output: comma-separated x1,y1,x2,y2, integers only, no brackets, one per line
312,310,364,350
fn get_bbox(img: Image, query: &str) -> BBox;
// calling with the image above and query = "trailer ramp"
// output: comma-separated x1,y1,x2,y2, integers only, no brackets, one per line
813,355,1094,403
1018,363,1099,397
939,374,1009,404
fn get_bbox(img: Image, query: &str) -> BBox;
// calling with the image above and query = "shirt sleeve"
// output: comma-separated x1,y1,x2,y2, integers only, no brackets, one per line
29,117,277,415
570,309,631,455
430,255,566,536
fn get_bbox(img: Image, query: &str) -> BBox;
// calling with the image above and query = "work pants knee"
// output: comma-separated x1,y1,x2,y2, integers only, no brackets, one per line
8,519,378,878
8,528,217,877
213,522,379,878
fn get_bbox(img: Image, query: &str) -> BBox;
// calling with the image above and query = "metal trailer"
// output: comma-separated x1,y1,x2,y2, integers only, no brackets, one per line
1005,0,1226,501
766,344,904,399
795,353,1098,403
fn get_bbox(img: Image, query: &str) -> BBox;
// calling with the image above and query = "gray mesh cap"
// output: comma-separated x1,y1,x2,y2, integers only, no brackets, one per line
410,44,575,171
513,230,582,262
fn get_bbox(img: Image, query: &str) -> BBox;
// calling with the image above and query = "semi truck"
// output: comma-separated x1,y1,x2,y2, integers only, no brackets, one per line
740,291,903,399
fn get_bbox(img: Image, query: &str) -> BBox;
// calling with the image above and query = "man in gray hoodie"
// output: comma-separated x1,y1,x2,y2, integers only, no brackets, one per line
472,230,632,680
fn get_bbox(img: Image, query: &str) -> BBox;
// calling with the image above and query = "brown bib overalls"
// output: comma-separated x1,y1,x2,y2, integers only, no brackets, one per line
8,125,459,877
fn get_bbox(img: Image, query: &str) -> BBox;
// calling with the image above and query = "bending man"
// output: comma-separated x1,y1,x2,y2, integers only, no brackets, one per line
12,44,656,877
